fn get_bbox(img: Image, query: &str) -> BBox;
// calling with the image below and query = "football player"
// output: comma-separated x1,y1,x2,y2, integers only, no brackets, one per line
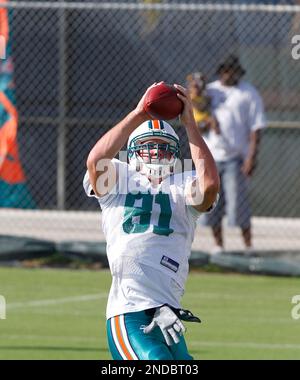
84,83,219,360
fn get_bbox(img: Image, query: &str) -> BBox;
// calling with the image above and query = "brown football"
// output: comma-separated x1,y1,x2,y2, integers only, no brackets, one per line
143,82,183,120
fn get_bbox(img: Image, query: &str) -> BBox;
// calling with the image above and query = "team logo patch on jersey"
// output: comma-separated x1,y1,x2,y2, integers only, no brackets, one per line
160,255,179,273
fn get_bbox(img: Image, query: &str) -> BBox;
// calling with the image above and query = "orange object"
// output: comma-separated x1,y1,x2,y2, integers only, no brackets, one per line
0,92,25,183
0,3,26,184
0,0,9,45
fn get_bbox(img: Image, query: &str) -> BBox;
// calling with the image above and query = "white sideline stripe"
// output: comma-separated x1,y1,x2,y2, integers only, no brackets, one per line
7,294,107,309
0,334,102,348
1,334,103,343
1,334,300,351
190,341,300,350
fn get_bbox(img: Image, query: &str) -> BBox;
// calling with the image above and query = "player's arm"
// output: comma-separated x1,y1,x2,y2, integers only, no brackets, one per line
175,84,220,213
86,87,154,197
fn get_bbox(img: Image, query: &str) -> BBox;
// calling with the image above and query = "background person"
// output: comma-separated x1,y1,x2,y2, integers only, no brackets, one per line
186,71,219,135
200,55,266,254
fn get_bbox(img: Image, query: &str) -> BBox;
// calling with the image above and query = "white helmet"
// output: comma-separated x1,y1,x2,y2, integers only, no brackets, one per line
127,120,180,179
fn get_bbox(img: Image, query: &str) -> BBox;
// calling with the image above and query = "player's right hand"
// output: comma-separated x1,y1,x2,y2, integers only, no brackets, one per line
134,82,163,120
143,305,186,346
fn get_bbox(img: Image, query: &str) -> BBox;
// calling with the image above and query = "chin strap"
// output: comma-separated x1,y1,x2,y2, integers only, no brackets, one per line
140,160,175,179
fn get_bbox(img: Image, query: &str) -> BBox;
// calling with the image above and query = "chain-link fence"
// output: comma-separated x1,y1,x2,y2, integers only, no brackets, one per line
1,1,300,255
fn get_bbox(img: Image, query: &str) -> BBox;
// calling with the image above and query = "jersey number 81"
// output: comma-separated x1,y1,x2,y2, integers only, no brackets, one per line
122,192,174,237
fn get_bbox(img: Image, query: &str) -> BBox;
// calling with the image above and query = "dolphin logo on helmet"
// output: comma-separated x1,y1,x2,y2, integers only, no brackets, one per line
127,120,180,179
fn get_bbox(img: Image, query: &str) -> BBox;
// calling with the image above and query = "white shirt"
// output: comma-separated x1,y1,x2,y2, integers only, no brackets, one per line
83,159,202,320
205,80,266,162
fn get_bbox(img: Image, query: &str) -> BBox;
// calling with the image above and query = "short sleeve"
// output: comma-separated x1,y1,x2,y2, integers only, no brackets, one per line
83,170,96,198
183,171,219,219
248,87,267,132
187,192,219,220
82,158,127,208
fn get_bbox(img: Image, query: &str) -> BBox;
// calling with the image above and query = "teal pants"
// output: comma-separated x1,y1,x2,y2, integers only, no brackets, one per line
106,310,193,360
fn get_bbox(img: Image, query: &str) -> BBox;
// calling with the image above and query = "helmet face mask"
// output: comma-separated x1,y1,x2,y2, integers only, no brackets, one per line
127,121,180,180
137,141,176,164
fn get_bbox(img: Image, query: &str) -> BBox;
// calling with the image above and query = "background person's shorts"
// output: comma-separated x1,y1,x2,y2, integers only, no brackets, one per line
200,156,251,228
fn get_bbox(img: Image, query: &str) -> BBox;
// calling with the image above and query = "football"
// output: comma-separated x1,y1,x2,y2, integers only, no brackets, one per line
143,82,184,120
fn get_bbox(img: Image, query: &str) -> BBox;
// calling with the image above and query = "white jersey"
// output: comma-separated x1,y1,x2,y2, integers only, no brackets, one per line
83,159,201,320
205,80,266,161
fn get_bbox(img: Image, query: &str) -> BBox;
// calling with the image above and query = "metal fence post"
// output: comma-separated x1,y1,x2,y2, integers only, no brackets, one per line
57,6,67,210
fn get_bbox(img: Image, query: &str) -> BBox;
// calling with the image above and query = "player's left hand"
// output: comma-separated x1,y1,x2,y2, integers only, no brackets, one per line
143,305,186,346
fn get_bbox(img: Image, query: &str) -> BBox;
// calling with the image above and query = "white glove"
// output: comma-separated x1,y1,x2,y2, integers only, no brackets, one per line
143,305,186,346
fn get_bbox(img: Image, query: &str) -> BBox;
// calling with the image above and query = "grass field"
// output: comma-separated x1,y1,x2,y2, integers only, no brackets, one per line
0,267,300,360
